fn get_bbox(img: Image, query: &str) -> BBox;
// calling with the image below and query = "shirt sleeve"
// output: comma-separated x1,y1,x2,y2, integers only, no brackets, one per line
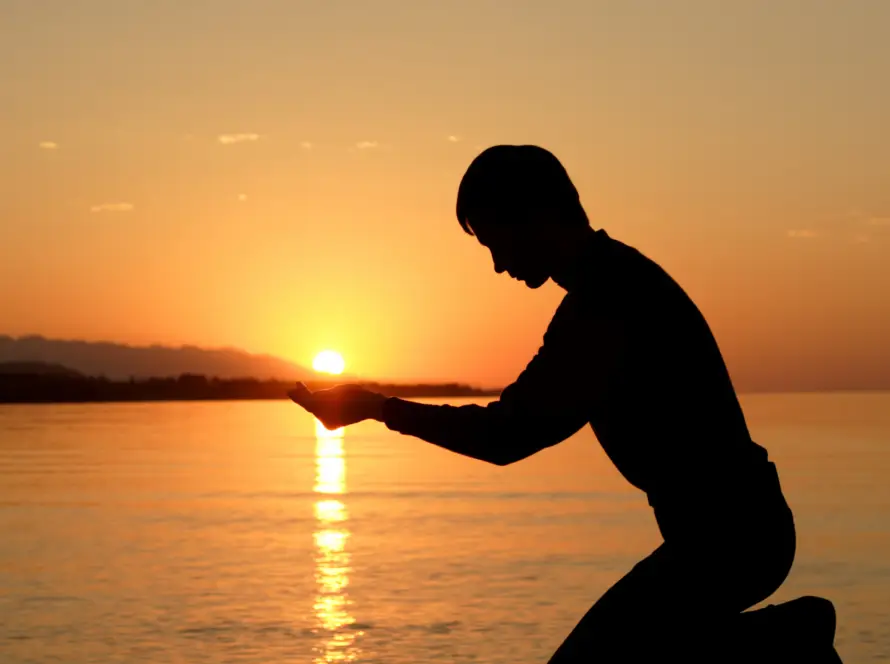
381,292,621,465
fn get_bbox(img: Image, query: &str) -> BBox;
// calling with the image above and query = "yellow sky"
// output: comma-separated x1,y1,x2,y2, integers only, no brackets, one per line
1,1,888,388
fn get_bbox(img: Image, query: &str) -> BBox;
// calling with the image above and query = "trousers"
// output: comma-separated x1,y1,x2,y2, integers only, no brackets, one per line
547,459,796,663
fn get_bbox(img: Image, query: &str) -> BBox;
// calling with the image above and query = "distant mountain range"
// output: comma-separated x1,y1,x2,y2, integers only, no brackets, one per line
0,361,82,377
0,335,320,381
2,334,887,395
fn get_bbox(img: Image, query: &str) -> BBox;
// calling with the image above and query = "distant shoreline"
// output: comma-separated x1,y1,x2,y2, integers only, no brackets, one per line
1,364,887,405
0,372,502,404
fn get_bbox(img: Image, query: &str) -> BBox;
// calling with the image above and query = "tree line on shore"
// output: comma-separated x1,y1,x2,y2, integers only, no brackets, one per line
0,363,500,403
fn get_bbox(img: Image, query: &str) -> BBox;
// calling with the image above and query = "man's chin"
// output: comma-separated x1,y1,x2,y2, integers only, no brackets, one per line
522,275,549,289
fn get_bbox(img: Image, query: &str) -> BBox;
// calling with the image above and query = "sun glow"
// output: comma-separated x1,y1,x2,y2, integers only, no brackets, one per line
313,350,345,375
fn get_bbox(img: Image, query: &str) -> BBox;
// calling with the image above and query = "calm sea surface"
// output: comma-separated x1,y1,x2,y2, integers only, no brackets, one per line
1,393,888,663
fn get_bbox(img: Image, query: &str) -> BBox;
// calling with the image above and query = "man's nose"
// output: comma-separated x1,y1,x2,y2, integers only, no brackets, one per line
490,249,509,274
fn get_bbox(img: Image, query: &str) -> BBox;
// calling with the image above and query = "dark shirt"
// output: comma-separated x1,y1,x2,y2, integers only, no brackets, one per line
382,229,767,514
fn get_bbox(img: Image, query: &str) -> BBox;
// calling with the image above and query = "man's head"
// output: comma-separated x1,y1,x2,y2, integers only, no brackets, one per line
456,145,589,289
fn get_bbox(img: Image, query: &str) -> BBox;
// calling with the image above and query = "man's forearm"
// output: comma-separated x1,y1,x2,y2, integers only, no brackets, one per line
377,396,520,465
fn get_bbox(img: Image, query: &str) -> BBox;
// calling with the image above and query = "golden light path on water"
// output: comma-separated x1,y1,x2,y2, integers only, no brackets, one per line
313,419,361,662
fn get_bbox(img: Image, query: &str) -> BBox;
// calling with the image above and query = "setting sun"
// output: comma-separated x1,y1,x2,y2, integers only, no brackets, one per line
313,350,345,375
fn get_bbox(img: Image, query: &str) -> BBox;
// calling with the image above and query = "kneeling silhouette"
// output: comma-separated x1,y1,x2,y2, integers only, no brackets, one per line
287,145,844,662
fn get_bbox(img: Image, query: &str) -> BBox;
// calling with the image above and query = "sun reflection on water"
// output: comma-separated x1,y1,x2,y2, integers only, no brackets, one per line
313,419,361,662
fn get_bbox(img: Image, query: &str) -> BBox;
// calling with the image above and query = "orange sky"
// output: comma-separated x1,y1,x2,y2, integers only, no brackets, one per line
1,1,889,388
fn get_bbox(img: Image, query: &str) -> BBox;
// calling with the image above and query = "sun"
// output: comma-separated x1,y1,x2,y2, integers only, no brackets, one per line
313,350,345,375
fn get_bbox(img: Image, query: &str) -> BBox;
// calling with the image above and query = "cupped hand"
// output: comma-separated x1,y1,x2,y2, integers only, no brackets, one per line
287,382,387,430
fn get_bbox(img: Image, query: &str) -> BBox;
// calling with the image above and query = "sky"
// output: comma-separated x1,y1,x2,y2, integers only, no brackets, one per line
1,0,889,389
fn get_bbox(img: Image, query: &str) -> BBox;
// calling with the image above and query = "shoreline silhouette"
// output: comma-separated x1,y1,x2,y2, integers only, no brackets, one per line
0,363,501,404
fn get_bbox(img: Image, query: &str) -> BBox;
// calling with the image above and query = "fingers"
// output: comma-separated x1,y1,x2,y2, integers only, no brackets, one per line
287,381,313,407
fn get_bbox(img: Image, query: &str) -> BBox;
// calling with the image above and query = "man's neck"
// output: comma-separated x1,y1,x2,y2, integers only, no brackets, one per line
550,226,604,291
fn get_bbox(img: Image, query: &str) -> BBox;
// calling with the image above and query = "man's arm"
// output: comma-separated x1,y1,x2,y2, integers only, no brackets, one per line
375,294,622,466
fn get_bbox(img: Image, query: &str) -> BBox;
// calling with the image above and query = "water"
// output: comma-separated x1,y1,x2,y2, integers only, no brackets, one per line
0,393,888,663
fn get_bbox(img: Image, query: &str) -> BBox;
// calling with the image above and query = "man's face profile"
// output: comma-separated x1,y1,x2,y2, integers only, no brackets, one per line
467,212,551,289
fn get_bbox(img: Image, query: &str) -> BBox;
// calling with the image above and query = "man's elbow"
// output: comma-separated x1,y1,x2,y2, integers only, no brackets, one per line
479,419,560,466
489,453,517,467
487,437,542,466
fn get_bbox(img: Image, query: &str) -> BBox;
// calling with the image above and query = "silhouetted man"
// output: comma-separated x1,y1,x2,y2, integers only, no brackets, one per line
289,145,797,662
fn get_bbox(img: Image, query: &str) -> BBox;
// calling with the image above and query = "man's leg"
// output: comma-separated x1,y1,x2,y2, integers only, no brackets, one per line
546,544,718,663
546,490,796,662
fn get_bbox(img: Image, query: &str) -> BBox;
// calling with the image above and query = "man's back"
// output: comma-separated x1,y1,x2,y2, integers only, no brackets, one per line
564,230,758,512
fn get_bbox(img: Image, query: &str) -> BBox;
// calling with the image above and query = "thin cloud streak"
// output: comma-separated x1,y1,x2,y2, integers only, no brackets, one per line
38,141,59,150
218,133,261,145
90,202,134,213
300,141,313,150
786,229,821,239
355,140,379,149
867,217,890,226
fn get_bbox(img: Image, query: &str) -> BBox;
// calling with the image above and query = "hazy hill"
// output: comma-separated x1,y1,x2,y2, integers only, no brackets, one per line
0,335,316,381
0,361,83,377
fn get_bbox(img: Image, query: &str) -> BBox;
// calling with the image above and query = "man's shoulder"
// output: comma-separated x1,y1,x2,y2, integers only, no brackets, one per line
599,232,659,274
599,234,686,297
598,234,709,334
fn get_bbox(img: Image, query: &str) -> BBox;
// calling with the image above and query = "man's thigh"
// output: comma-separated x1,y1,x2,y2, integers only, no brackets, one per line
546,544,731,663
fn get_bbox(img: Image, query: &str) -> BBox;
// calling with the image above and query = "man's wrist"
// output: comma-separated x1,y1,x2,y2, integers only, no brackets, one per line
368,392,389,422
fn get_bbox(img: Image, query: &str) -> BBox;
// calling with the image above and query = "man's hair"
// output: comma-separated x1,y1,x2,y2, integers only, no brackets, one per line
455,144,585,235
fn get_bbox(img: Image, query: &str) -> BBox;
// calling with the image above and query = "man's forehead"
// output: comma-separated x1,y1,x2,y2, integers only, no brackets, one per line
465,207,503,233
466,208,524,235
465,215,494,240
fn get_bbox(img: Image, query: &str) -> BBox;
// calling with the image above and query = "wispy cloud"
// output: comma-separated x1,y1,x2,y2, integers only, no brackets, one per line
300,141,313,150
853,233,870,244
867,216,890,227
39,141,59,150
90,202,134,213
786,229,821,239
237,193,248,202
355,140,379,150
218,133,261,145
447,135,461,143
